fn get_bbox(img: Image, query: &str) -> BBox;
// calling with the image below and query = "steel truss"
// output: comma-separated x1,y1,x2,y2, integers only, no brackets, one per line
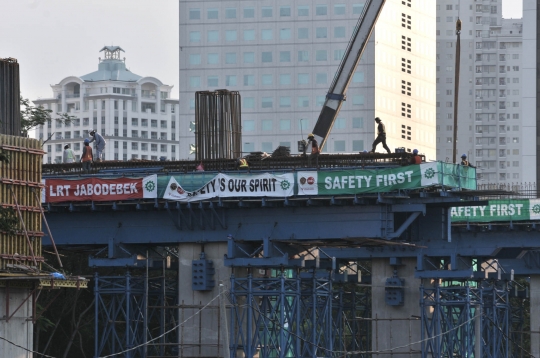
94,271,177,358
229,270,371,358
420,283,510,358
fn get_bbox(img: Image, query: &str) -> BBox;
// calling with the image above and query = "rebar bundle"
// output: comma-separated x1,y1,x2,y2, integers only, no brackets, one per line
195,90,241,161
0,58,21,136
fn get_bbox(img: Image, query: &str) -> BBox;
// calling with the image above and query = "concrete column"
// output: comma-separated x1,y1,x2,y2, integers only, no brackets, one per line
531,275,540,358
177,242,231,358
0,288,34,358
371,258,421,358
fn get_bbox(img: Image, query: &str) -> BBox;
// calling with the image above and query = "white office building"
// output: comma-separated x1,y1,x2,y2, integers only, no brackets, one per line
435,0,536,184
179,0,437,160
35,46,180,163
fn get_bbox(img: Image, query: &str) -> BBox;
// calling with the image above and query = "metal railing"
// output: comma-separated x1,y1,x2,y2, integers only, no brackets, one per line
477,182,537,198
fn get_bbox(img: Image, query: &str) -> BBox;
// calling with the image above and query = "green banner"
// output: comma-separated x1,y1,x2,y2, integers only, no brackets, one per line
297,162,476,195
451,199,540,222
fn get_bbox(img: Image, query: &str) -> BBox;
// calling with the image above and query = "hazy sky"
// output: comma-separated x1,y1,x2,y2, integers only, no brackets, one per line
1,0,524,104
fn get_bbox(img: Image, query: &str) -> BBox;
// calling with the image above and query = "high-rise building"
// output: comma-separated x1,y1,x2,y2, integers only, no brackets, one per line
34,46,180,163
179,0,436,160
435,0,536,184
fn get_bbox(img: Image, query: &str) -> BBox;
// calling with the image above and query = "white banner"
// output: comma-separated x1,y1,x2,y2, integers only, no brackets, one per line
163,173,294,202
297,171,319,195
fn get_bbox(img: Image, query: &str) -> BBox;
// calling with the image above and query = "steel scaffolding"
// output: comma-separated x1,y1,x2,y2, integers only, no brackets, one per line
228,269,371,358
420,283,510,358
94,271,177,358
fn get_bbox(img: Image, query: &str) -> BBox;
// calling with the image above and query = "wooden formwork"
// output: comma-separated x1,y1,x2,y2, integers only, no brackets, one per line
0,134,44,270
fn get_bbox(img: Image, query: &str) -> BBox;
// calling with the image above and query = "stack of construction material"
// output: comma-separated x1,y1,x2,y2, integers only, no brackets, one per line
0,134,44,271
0,58,21,136
271,146,291,157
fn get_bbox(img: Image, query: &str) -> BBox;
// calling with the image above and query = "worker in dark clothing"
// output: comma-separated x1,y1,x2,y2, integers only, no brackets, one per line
461,154,475,168
80,138,93,173
410,149,422,164
370,117,391,154
306,133,320,167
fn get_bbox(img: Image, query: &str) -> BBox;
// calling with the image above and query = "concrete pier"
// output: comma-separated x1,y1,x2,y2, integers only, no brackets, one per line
0,288,34,358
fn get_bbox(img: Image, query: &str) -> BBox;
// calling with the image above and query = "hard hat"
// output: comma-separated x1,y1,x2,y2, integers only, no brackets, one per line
374,117,381,122
84,138,90,144
461,154,467,158
89,129,96,134
307,133,314,138
413,149,418,155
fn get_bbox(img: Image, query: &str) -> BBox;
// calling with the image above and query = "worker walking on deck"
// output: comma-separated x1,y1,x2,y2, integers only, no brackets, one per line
89,129,106,162
410,149,422,164
80,138,93,173
460,154,475,168
63,144,75,163
370,117,391,154
306,133,320,167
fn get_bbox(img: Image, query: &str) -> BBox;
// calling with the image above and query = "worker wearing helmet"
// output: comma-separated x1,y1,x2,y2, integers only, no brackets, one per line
410,149,422,164
370,117,392,154
460,154,475,168
80,138,93,173
306,133,320,167
88,129,106,162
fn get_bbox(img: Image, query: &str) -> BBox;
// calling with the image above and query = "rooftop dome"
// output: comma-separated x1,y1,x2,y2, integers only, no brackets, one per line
80,46,142,82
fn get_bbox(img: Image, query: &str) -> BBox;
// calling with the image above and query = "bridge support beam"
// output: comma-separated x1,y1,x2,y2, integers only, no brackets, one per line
371,258,421,358
0,288,33,358
532,276,540,358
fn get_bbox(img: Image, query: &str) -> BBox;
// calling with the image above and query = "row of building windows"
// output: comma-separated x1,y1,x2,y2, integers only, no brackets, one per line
188,4,365,21
41,131,176,141
185,94,365,110
48,154,177,164
42,117,176,129
189,49,352,66
189,27,348,43
47,143,176,154
242,140,365,154
241,117,364,132
190,72,364,88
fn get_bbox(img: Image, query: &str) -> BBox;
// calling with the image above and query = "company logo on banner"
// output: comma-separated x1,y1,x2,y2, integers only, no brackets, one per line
420,162,439,187
297,171,319,195
43,175,157,203
163,173,294,202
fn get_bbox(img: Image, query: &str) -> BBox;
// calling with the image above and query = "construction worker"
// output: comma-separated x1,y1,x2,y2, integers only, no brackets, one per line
237,157,249,170
370,117,391,154
306,133,320,167
460,154,475,168
410,149,422,164
63,144,75,163
80,138,93,173
88,129,106,162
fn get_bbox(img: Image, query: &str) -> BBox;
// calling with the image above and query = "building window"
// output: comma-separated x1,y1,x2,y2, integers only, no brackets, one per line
243,120,255,131
298,28,308,39
261,74,272,85
208,76,218,86
262,120,273,131
243,52,255,63
160,144,167,152
243,97,254,109
189,31,201,42
132,142,138,150
225,30,237,42
316,27,327,38
261,29,273,40
151,144,158,152
280,6,291,16
262,142,273,152
189,8,200,20
316,50,327,61
132,118,138,126
298,73,309,84
207,8,218,19
244,75,255,86
334,118,345,129
298,51,309,62
207,53,219,64
316,73,327,84
280,74,291,85
261,97,273,108
207,30,219,42
334,27,346,38
352,140,364,151
226,75,237,86
353,4,364,14
280,51,291,62
280,119,291,130
298,5,309,16
316,5,327,15
334,140,345,152
243,7,254,18
280,28,291,40
141,118,148,127
190,77,200,88
262,52,273,63
297,97,309,108
225,8,236,19
225,53,237,64
261,6,272,17
280,97,291,108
